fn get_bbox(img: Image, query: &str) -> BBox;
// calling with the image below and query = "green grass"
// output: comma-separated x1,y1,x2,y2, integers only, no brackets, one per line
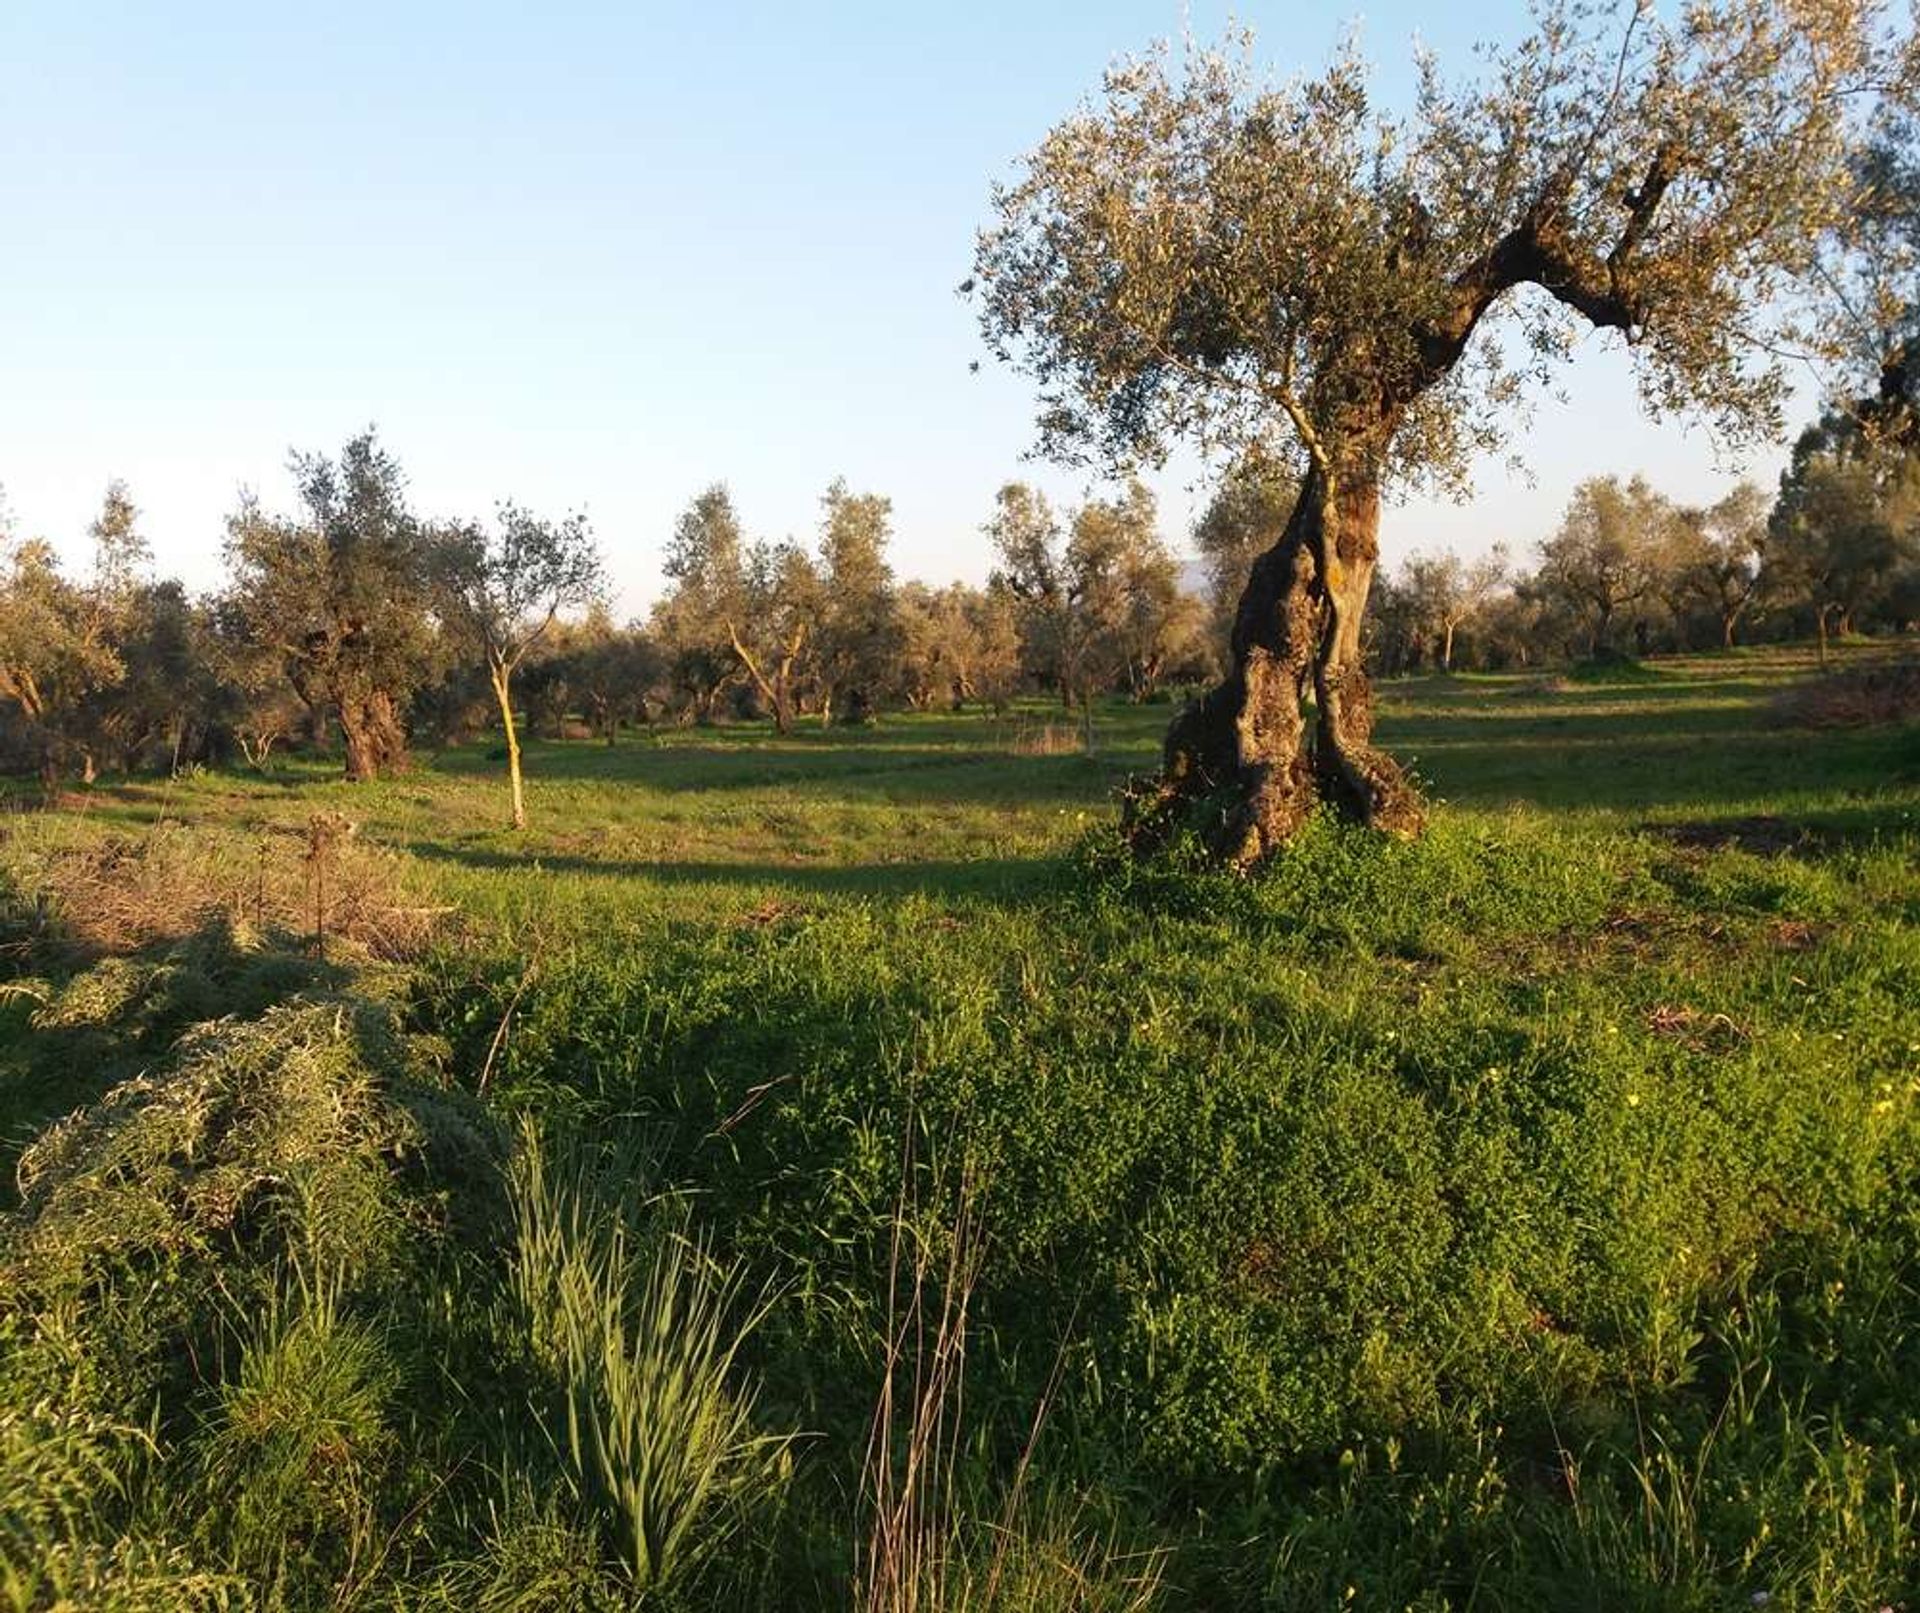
1,642,1918,1609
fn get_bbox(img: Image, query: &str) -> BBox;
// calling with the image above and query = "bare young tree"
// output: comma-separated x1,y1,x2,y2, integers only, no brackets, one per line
1398,546,1510,672
974,0,1916,864
441,503,604,829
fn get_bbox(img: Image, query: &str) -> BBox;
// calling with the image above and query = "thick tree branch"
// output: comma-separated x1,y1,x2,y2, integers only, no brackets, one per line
1414,144,1681,390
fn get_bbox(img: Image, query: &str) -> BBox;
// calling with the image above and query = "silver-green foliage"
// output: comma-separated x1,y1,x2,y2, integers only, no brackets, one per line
6,996,417,1302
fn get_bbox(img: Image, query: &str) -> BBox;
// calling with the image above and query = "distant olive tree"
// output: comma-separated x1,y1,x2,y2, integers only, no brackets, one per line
565,614,663,744
1192,454,1300,666
1770,421,1920,658
0,482,151,784
1671,483,1772,649
652,486,750,723
1397,547,1510,673
974,0,1917,865
729,539,822,734
987,483,1107,713
0,540,118,784
224,431,443,781
1534,477,1669,656
813,480,900,725
441,503,604,829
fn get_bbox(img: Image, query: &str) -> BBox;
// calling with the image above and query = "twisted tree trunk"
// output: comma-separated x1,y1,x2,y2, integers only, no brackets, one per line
1124,463,1423,867
340,689,407,781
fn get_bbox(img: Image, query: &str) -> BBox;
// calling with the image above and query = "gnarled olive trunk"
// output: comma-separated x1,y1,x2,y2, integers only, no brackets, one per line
340,688,408,781
1125,462,1423,867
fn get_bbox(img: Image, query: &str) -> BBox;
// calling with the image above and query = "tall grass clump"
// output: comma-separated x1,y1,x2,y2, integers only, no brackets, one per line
0,1394,245,1611
858,1144,1166,1613
507,1122,791,1598
191,1281,400,1597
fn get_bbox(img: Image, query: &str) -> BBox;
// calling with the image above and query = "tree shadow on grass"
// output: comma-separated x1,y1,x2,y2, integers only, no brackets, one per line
1638,795,1919,859
1390,715,1918,816
427,739,1151,808
401,839,1062,907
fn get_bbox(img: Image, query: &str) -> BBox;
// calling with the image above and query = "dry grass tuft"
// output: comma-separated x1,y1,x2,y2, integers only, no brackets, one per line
1008,722,1086,757
18,820,448,962
1768,657,1920,729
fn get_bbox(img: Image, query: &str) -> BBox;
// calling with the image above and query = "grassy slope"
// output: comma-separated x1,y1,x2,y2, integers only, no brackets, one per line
2,642,1918,1609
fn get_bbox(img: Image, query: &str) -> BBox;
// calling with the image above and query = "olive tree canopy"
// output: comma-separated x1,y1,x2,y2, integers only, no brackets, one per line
974,0,1918,863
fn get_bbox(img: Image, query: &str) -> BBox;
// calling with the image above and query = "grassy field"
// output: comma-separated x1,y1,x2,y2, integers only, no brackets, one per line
2,643,1918,1610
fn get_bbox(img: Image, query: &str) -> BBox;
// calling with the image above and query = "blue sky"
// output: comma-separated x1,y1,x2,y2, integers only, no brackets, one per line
0,1,1803,614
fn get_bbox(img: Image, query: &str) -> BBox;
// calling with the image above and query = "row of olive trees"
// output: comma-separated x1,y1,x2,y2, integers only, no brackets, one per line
3,402,1910,819
0,443,1213,820
646,475,1211,730
0,434,602,827
1355,420,1920,676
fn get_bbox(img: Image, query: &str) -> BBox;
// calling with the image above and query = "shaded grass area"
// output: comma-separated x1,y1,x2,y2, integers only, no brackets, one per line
1,642,1918,1608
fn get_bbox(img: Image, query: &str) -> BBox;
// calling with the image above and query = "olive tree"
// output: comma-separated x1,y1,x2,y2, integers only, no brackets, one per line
730,538,821,733
441,503,604,828
652,486,750,723
0,539,121,784
974,0,1916,864
1671,481,1772,648
1769,420,1920,656
813,479,900,725
0,482,148,784
1397,547,1510,672
987,482,1118,713
1533,476,1668,655
224,432,442,781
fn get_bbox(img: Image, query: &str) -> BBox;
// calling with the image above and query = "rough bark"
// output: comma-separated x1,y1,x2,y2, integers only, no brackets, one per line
1124,464,1423,866
340,689,407,781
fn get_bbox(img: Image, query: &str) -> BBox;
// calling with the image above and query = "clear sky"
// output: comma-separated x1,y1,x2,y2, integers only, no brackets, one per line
0,1,1805,615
